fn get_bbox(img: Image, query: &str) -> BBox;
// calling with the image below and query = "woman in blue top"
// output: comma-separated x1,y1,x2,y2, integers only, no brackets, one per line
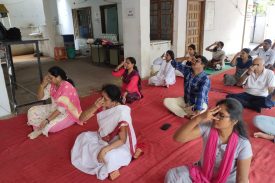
224,48,253,86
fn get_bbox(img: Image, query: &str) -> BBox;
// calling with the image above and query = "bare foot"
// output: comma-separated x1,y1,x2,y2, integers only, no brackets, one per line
28,130,42,139
109,170,120,181
254,132,274,140
133,148,143,159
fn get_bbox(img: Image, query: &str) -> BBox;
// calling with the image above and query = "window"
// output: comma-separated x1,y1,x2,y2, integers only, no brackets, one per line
150,0,174,40
100,4,119,36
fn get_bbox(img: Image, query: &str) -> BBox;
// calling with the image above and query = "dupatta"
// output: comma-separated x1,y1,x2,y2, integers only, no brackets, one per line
50,81,82,122
122,69,142,92
189,128,239,183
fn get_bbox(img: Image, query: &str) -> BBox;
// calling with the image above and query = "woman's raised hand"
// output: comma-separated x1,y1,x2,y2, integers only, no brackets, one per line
94,97,105,108
41,74,50,88
197,106,221,122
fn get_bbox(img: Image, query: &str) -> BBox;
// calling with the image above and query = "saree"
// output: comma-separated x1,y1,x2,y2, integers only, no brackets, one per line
71,105,137,180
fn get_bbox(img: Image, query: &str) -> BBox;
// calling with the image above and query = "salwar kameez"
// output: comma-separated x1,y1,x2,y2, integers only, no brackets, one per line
27,81,82,136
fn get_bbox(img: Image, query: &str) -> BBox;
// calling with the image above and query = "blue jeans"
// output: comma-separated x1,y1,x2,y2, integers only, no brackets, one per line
253,115,275,135
226,92,275,112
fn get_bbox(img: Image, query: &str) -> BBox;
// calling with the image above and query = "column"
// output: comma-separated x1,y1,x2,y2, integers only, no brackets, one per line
121,0,150,78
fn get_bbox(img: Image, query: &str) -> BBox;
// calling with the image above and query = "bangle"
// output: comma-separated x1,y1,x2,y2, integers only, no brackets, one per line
45,118,50,123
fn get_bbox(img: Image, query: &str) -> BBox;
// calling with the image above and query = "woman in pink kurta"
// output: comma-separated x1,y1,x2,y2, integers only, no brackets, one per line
27,66,82,139
112,57,142,104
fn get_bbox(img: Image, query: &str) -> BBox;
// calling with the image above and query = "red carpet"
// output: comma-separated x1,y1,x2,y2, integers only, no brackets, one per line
1,74,275,183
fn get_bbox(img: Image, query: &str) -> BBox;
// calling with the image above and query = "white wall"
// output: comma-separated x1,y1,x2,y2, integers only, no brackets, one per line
172,0,187,57
57,0,123,41
2,0,45,28
122,0,150,78
265,5,275,42
203,0,248,59
250,16,266,43
43,0,62,57
56,0,74,35
56,0,123,51
0,0,57,56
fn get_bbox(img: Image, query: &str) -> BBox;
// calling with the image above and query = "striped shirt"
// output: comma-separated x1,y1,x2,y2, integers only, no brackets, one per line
171,60,210,111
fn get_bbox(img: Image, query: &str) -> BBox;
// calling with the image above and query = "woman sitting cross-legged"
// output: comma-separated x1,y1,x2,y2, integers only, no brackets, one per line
165,98,252,183
148,50,176,88
224,48,253,86
27,66,82,139
112,57,142,104
71,84,141,181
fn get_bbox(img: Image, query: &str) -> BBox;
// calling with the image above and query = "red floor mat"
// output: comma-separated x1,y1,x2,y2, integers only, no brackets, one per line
1,76,275,183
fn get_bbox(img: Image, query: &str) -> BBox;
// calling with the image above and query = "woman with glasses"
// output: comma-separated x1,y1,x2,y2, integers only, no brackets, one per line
148,50,176,88
224,48,253,86
165,98,252,183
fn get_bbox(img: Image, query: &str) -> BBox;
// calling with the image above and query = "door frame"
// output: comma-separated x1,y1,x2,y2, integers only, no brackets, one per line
72,7,93,39
185,0,205,54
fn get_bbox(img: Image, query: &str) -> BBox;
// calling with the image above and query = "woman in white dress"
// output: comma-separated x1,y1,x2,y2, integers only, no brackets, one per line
148,50,176,87
71,84,138,181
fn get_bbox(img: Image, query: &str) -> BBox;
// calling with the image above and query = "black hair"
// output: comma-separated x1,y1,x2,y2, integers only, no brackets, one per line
264,39,272,45
216,98,249,139
241,48,252,60
102,84,122,104
126,57,142,90
219,41,224,48
241,48,251,54
195,55,208,66
188,44,196,51
166,50,175,60
48,66,75,86
126,57,138,72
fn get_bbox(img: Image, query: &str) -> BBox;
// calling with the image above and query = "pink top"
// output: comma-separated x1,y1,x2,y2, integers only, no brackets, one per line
112,68,141,96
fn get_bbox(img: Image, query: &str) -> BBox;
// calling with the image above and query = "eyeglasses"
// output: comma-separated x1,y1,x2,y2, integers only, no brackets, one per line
213,112,230,120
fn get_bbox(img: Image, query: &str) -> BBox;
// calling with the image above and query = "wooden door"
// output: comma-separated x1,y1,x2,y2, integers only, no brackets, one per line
186,0,205,54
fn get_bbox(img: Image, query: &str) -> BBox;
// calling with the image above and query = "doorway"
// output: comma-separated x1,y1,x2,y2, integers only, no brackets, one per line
186,0,205,54
72,7,93,39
